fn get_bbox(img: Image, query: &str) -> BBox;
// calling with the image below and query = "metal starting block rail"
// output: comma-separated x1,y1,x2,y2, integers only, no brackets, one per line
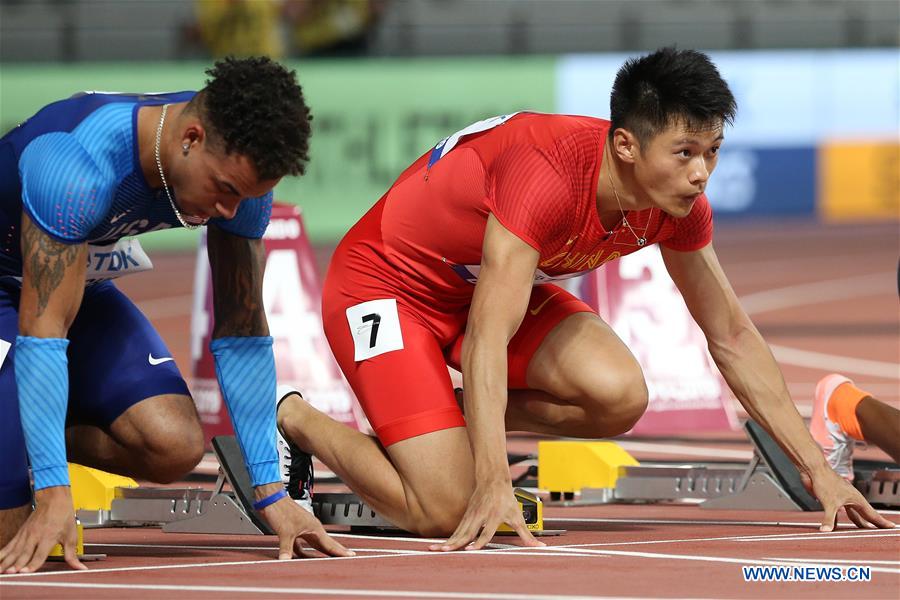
542,420,899,511
76,436,274,535
72,421,898,539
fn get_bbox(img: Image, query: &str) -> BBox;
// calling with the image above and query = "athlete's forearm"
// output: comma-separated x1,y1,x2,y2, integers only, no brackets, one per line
708,323,830,478
17,215,89,491
207,226,269,338
461,333,511,482
206,226,278,487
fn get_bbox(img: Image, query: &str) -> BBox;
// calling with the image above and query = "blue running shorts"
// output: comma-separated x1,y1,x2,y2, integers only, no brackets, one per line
0,279,190,509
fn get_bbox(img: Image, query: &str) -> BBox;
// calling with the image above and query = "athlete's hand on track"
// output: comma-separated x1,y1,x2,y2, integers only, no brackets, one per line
257,488,355,559
801,469,896,532
430,480,546,551
0,486,86,573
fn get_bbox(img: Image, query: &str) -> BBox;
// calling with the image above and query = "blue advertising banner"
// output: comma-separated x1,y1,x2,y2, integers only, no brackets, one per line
705,146,817,217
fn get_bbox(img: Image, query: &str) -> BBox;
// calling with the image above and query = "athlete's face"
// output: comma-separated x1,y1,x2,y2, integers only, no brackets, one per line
168,133,279,221
632,120,723,218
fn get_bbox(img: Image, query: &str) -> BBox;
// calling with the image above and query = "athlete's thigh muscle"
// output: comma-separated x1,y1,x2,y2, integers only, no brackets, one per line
65,280,190,428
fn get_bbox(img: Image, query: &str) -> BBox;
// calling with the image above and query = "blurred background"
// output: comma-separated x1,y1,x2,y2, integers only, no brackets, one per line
1,0,897,249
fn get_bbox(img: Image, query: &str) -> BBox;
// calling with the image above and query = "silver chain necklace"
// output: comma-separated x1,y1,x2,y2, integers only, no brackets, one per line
605,147,648,247
154,104,207,230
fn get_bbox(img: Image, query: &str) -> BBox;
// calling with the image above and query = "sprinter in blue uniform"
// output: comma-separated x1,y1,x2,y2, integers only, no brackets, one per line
0,57,351,573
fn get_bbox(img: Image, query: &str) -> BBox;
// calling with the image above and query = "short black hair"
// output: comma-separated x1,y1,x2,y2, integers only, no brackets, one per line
192,56,312,180
609,47,736,146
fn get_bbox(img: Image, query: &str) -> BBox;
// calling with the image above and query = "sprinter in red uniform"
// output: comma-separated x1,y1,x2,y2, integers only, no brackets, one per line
277,48,894,550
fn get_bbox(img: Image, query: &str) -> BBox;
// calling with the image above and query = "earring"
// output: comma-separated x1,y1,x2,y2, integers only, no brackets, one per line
182,143,190,156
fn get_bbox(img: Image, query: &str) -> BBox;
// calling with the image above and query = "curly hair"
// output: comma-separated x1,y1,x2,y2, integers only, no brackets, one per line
610,47,736,146
193,56,312,180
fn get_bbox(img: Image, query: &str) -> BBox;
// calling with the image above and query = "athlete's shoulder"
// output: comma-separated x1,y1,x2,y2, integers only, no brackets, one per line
493,112,609,159
512,112,609,135
19,132,115,242
5,91,195,146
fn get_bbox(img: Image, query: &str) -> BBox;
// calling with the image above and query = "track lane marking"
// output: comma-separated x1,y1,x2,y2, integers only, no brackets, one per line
738,272,892,316
541,546,900,574
0,581,693,600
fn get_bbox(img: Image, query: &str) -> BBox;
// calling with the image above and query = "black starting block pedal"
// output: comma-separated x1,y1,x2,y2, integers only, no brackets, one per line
743,420,821,510
208,435,275,534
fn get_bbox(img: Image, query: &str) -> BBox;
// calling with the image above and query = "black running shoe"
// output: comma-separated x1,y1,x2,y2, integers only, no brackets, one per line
276,385,313,513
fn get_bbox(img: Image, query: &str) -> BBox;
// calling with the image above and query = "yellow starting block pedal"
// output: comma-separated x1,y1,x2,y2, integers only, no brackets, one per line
47,519,106,562
69,463,138,512
538,440,638,505
496,488,565,537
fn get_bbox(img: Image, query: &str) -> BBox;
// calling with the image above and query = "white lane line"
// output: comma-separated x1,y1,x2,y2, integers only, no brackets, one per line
765,557,900,565
738,272,893,316
82,543,581,558
738,530,900,542
614,441,752,460
0,545,596,580
737,532,900,543
330,533,517,550
85,543,424,555
544,547,794,567
542,547,900,574
0,554,411,579
535,526,898,548
544,517,862,528
7,526,895,580
0,582,671,600
330,533,449,544
85,528,898,557
768,344,898,379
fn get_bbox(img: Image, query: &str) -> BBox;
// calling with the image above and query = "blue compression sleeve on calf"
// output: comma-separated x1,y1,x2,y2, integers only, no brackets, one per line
210,336,279,487
14,336,71,490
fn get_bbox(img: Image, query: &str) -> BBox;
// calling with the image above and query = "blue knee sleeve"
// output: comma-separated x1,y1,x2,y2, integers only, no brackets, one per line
211,336,278,487
15,336,70,490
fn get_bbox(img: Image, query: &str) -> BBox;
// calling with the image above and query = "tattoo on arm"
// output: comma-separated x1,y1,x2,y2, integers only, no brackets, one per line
208,225,269,338
21,216,84,319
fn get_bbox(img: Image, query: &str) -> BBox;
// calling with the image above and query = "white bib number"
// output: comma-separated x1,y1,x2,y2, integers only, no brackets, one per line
346,299,404,361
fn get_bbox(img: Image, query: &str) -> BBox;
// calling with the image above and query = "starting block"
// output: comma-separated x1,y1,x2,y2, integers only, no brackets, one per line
537,420,899,511
538,440,639,504
71,435,562,538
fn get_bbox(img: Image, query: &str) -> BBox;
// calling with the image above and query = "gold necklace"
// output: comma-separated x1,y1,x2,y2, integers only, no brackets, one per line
605,147,648,247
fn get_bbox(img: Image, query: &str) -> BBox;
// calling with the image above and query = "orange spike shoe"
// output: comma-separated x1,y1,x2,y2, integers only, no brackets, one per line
811,374,856,481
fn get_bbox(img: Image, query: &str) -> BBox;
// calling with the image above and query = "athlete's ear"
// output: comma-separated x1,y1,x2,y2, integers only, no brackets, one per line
612,128,638,164
180,121,206,154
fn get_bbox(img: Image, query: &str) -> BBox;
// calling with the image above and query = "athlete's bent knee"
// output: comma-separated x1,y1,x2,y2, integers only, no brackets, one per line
583,366,648,436
611,375,649,432
140,423,204,483
407,493,467,538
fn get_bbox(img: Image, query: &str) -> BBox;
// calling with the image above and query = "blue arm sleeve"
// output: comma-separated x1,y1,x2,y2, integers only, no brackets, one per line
15,336,71,490
210,191,273,239
210,336,279,486
19,132,113,243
